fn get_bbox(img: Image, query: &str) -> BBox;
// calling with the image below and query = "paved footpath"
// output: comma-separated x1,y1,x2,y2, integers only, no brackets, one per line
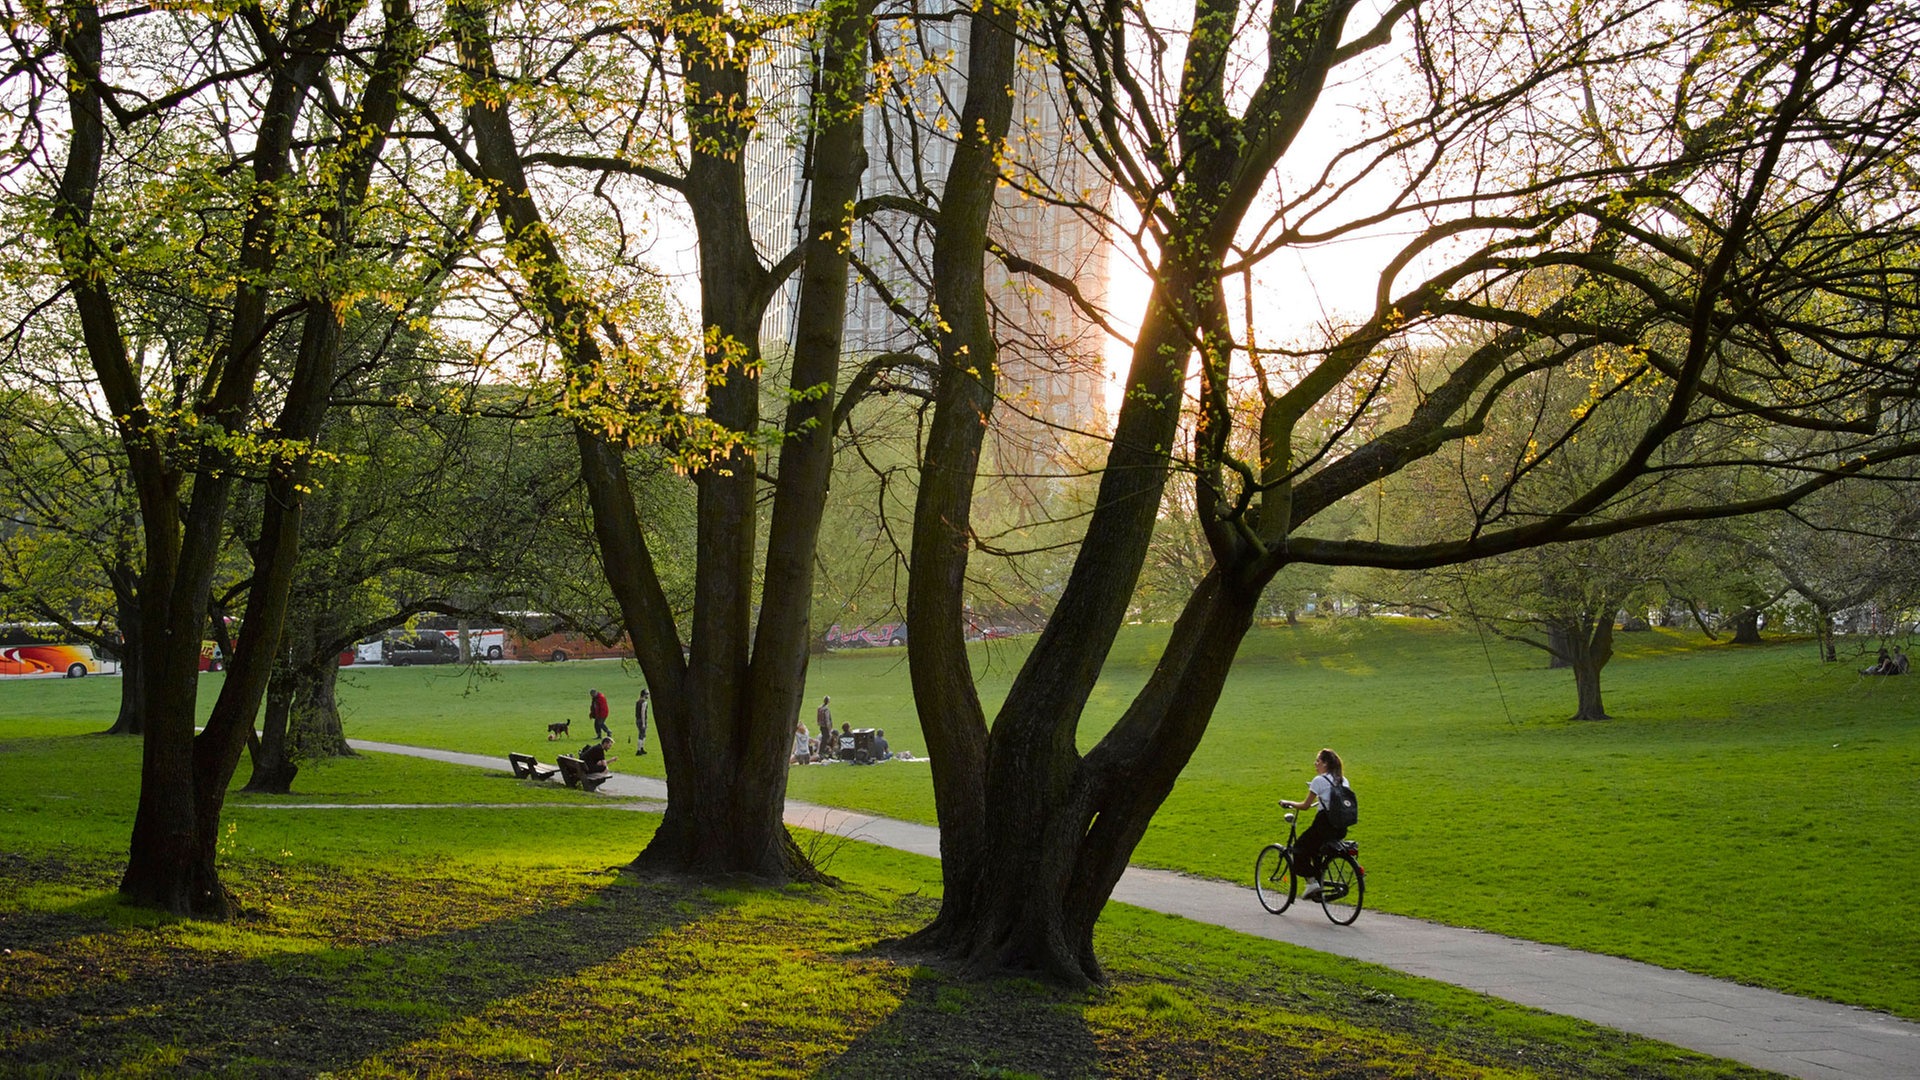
345,741,1919,1080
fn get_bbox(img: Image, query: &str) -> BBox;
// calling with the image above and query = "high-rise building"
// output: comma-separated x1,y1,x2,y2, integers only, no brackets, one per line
747,1,1110,495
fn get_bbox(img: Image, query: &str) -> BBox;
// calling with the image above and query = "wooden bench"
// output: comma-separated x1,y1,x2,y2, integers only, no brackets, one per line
508,752,559,782
555,755,611,792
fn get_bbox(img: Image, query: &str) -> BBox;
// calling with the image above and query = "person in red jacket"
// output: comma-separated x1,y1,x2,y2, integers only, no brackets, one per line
589,688,611,739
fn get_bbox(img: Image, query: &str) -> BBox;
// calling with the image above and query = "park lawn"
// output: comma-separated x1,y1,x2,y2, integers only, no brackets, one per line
1158,621,1920,1022
4,620,1916,1020
0,736,1775,1079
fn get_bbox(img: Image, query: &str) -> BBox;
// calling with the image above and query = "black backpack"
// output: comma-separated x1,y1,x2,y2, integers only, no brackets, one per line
1324,779,1358,827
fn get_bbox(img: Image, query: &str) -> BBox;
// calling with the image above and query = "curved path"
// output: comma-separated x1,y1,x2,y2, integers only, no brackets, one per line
344,740,1918,1080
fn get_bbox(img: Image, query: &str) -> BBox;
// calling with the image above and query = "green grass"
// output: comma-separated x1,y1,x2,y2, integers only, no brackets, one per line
5,619,1917,1021
0,736,659,876
0,739,1774,1079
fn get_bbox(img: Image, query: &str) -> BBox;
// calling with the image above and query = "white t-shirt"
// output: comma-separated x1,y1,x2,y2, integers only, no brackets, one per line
1310,773,1349,811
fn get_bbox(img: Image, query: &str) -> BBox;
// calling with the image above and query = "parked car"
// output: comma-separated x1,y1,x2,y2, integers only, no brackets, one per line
383,632,461,666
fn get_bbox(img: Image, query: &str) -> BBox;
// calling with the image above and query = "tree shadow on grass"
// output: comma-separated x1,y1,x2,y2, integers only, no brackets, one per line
0,853,143,953
816,966,1105,1079
1,865,723,1077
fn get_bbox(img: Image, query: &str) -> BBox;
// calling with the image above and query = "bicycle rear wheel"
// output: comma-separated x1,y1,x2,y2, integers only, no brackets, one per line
1319,853,1364,925
1254,843,1296,913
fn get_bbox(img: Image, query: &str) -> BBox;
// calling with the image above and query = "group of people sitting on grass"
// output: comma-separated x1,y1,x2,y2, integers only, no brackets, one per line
1860,646,1910,676
790,722,892,765
791,697,892,764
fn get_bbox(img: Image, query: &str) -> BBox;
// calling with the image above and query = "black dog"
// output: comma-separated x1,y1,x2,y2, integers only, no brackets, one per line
546,719,571,741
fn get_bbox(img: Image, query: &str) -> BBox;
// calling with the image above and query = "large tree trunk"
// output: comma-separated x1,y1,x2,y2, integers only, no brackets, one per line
244,663,301,794
115,35,336,916
1570,651,1608,720
97,1,408,914
290,652,353,760
911,576,1259,985
1730,607,1763,644
243,613,353,792
634,0,871,883
896,0,1896,988
899,0,1363,985
452,0,870,883
1545,623,1574,669
907,250,1223,982
1545,611,1615,721
103,565,145,736
903,0,1019,933
902,0,1245,981
119,627,219,913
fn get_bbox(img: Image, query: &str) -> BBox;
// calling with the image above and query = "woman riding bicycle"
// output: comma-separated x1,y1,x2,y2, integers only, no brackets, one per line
1279,747,1350,901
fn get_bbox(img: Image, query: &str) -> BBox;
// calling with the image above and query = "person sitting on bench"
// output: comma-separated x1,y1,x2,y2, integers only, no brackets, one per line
580,736,615,777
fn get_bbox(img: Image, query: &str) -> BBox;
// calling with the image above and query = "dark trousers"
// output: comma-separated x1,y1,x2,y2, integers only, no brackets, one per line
1295,813,1347,878
593,718,611,739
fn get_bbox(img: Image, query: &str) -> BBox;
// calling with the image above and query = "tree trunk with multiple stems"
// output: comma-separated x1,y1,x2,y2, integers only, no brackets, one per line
901,0,1374,985
452,0,874,880
899,0,1912,983
50,0,419,913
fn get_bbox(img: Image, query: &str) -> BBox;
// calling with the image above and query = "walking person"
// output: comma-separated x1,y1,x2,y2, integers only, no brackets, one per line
589,688,611,740
1280,748,1351,902
634,688,650,754
816,696,833,760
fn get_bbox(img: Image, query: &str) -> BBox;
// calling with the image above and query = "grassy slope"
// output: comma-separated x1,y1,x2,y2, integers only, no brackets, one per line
3,619,1915,1020
0,730,1772,1079
1152,622,1920,1019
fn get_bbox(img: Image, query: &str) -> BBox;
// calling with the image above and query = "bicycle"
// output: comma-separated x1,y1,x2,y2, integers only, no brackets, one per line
1254,810,1365,925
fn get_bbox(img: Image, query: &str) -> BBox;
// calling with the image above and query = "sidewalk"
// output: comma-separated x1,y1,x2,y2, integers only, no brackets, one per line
349,741,1920,1080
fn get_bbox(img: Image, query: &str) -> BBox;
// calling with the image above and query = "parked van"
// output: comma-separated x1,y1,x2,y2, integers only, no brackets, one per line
382,632,461,666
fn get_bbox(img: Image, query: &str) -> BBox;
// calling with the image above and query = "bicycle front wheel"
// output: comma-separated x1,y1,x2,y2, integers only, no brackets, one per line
1319,853,1364,925
1254,843,1296,914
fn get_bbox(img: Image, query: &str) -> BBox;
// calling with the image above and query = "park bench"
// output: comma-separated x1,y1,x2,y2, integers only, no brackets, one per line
555,755,611,792
508,752,559,782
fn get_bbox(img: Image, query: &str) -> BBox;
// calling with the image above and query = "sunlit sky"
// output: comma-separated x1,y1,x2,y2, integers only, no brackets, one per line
636,0,1420,426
